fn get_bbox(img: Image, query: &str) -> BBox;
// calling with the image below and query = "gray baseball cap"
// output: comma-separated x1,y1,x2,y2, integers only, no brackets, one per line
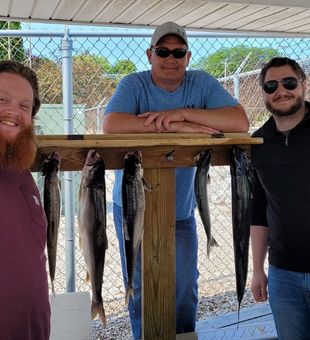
151,22,188,46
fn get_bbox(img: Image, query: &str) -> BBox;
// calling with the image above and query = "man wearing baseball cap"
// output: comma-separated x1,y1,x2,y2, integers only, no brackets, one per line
104,21,249,338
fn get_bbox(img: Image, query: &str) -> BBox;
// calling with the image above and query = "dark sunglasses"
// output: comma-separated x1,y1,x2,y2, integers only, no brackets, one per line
262,77,301,94
150,47,188,59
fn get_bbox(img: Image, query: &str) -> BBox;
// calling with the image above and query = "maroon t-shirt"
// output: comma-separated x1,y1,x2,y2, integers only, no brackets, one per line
0,170,50,340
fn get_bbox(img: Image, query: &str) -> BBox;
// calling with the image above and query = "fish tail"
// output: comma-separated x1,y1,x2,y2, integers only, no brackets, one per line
85,271,90,283
207,237,219,257
236,302,241,330
210,237,219,248
125,285,134,306
91,300,107,326
51,280,55,296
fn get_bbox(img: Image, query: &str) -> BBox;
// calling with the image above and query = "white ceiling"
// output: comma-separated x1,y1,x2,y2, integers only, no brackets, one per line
1,0,310,36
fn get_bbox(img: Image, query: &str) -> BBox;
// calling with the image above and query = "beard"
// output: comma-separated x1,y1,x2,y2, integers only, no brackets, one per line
266,96,304,117
0,124,37,173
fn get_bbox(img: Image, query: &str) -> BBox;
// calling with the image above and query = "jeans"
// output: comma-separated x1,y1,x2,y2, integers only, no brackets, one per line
268,265,310,340
113,203,199,339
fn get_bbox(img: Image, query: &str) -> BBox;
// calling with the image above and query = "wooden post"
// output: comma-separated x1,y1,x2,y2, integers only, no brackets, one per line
142,168,176,339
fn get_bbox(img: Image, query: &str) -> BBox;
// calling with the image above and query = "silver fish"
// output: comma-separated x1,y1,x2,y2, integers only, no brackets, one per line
230,146,253,323
78,150,108,326
42,151,61,295
122,150,150,304
194,149,218,257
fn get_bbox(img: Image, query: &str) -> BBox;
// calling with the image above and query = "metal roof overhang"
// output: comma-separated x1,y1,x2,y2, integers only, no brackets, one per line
1,0,310,37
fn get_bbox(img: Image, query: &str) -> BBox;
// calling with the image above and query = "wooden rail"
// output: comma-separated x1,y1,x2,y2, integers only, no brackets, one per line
32,133,263,339
32,133,262,171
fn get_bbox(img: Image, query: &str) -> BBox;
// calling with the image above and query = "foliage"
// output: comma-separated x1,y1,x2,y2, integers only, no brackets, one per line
111,59,136,75
31,51,136,106
110,59,137,82
74,54,112,74
72,54,116,106
0,21,26,62
191,44,279,78
33,59,62,104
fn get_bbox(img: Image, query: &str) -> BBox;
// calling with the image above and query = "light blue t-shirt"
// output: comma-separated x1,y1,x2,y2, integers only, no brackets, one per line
105,70,239,220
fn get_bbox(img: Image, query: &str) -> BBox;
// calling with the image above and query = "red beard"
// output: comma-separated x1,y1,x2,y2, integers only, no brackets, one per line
0,124,37,173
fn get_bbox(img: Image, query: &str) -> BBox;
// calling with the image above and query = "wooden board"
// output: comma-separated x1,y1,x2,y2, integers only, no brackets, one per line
32,133,263,171
142,168,176,338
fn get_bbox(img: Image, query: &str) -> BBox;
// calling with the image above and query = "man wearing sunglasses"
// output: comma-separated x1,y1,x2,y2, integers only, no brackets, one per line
251,57,310,340
103,21,248,339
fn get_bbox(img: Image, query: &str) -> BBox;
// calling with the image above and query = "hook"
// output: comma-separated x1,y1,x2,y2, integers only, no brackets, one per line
165,149,175,161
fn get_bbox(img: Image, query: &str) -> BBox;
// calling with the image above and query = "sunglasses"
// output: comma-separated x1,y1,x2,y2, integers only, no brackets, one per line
150,47,188,59
262,77,301,94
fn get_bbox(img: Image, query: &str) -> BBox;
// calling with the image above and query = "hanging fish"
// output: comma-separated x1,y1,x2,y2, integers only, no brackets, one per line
42,151,61,295
194,149,218,257
78,150,108,326
230,146,253,324
122,150,151,304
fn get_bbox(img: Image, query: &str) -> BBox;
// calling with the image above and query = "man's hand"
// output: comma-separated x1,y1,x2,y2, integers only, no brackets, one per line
164,121,219,134
139,110,185,132
139,110,219,133
251,270,268,302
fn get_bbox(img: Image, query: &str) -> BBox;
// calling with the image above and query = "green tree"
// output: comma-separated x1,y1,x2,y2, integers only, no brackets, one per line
34,59,62,104
191,44,278,78
73,54,116,106
74,54,112,74
0,21,26,62
111,59,136,75
32,54,117,106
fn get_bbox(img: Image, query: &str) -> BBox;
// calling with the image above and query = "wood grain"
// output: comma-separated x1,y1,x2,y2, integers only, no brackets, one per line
142,168,176,339
32,134,263,171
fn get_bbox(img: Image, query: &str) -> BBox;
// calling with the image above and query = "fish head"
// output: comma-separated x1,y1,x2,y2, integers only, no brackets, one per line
85,149,101,166
82,150,105,184
194,149,212,168
123,151,142,176
42,151,61,176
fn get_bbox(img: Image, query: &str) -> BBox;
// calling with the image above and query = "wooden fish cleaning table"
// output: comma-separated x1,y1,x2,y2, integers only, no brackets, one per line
32,133,263,339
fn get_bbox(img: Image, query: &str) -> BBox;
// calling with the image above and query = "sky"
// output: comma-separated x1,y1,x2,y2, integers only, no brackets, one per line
19,21,154,71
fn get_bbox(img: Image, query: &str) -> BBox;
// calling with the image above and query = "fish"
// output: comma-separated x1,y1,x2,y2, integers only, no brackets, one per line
230,146,253,324
122,150,151,304
42,151,61,295
194,149,218,257
78,150,108,326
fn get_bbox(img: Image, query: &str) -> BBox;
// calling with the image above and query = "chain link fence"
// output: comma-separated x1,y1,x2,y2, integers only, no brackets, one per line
2,23,310,338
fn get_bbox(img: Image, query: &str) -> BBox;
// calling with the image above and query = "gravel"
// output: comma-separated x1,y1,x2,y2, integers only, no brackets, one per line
92,289,256,339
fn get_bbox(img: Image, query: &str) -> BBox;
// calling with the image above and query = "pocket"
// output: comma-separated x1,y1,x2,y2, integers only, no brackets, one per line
20,185,47,228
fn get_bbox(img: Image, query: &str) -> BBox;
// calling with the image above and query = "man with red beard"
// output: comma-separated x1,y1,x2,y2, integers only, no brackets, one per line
0,60,50,340
250,57,310,340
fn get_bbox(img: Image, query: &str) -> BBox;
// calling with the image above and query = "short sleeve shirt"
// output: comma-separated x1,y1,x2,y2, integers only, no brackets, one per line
0,170,50,340
105,70,239,220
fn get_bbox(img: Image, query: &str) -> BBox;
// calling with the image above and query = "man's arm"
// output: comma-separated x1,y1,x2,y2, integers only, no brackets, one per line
139,104,249,133
103,112,158,133
103,111,220,134
250,225,269,302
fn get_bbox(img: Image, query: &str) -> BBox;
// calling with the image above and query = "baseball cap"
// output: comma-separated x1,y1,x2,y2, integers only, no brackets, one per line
151,22,188,47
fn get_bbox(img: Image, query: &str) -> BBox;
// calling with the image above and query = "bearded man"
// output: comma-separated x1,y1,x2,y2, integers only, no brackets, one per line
0,60,50,340
250,57,310,340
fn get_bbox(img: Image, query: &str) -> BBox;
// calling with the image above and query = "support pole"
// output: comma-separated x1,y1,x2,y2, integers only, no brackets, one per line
61,26,75,292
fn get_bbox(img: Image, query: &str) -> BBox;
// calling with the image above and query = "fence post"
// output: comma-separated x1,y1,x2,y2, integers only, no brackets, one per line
61,26,76,293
